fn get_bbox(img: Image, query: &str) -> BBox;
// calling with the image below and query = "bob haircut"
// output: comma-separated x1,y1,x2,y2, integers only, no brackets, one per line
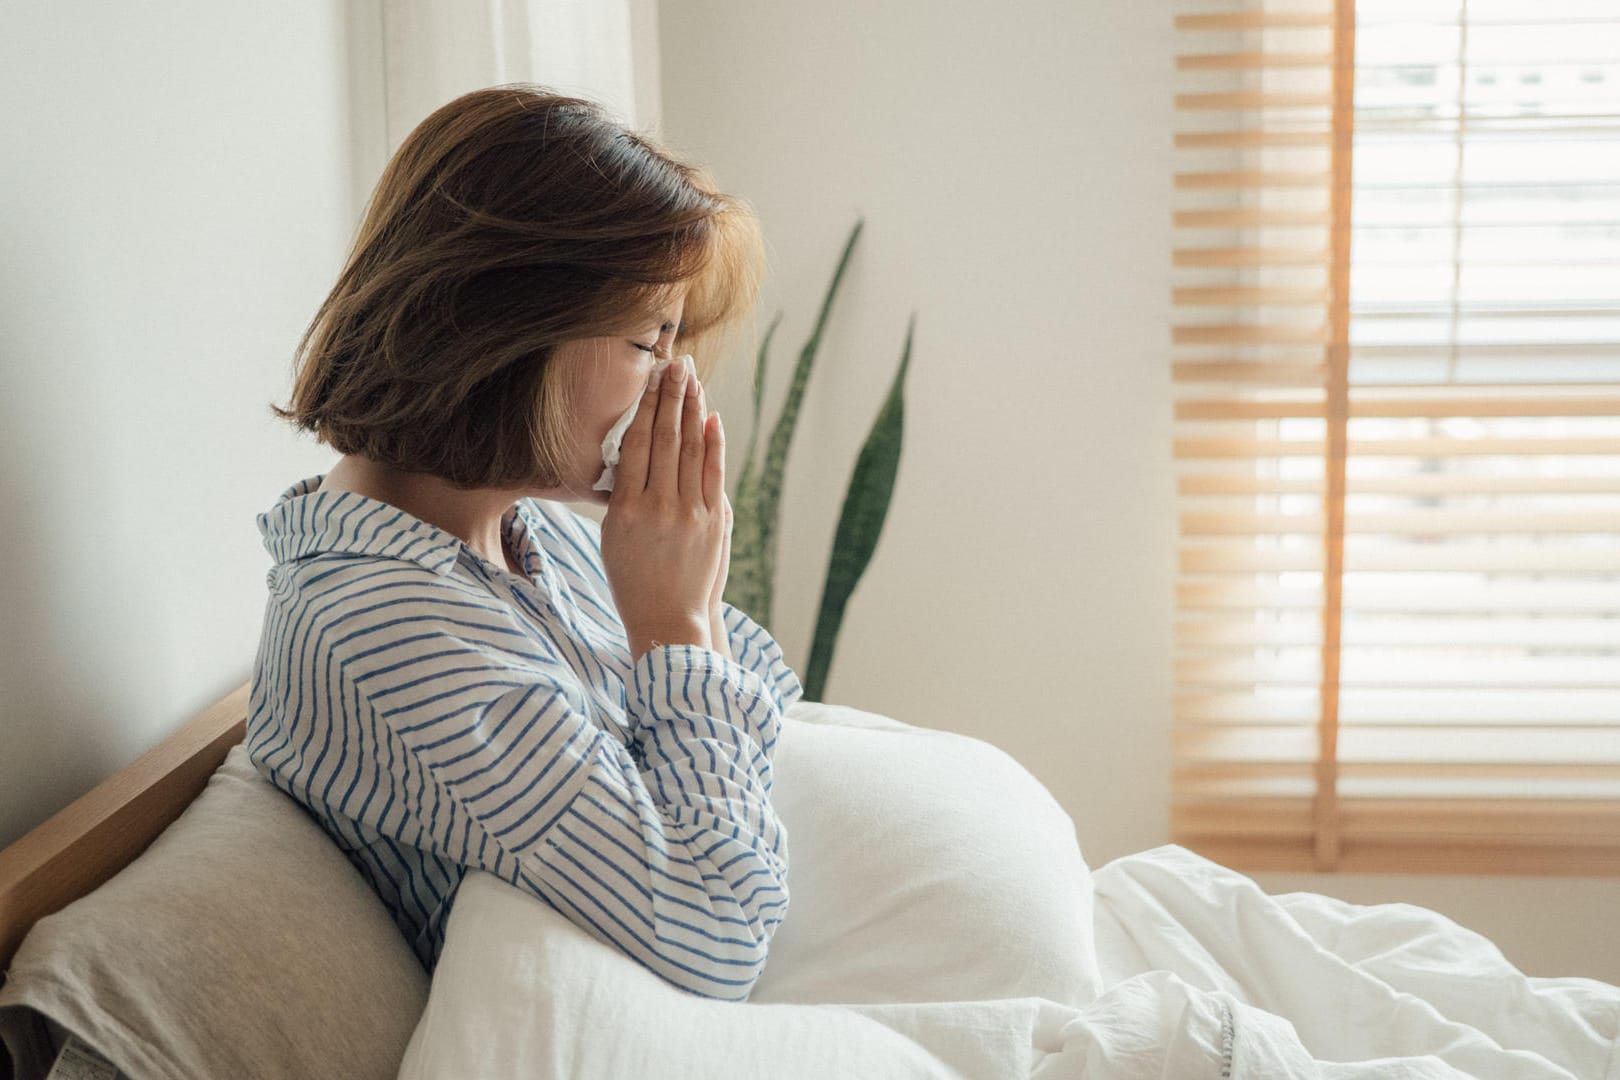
272,83,766,490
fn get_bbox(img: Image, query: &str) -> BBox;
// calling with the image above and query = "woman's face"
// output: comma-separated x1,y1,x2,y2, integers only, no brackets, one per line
538,292,687,505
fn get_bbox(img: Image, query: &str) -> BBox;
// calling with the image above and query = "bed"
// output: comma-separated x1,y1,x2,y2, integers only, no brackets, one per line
2,684,1617,1079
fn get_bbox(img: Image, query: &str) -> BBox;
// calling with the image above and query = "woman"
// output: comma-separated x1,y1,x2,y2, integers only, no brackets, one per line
248,84,803,1002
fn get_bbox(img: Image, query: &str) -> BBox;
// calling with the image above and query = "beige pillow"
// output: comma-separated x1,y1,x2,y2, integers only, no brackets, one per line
0,743,428,1080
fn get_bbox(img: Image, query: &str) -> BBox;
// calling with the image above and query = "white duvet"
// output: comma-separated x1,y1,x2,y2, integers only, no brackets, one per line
399,702,1620,1079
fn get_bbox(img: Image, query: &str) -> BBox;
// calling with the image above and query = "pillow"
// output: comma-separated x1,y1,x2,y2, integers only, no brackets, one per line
0,743,428,1080
751,700,1102,1006
399,867,1079,1080
397,700,1104,1078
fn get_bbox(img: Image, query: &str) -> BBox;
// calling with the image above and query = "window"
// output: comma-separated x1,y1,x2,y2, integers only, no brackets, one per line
1170,0,1620,874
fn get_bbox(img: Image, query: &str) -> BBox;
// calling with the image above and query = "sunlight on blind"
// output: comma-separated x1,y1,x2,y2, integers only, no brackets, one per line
1171,0,1620,875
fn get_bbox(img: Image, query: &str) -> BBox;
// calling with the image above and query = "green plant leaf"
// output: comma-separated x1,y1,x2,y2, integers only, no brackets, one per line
729,216,864,629
802,310,914,702
738,311,781,495
724,313,783,622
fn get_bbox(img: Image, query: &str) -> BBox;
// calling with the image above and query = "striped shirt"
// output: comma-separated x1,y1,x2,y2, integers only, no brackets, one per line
246,474,803,1000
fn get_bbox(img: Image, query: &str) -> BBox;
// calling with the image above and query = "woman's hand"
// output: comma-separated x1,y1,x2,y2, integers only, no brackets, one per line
602,355,728,662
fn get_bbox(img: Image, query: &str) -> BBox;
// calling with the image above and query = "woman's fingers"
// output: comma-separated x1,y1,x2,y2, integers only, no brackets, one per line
614,364,663,496
679,363,706,500
611,356,711,505
702,410,724,511
647,356,688,493
710,490,732,609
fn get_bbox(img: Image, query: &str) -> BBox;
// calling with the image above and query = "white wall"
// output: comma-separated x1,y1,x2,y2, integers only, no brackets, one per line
656,0,1620,983
0,0,657,850
0,1,351,848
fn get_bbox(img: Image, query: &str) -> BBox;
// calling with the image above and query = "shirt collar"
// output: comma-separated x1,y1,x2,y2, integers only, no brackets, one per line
257,474,540,580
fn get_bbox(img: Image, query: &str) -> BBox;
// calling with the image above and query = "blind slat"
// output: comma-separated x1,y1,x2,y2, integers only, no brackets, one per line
1173,804,1620,843
1176,129,1334,149
1180,545,1620,574
1175,11,1334,31
1176,396,1620,420
1177,473,1620,495
1173,361,1327,384
1175,656,1620,690
1174,246,1329,266
1173,287,1328,305
1176,91,1336,110
1177,580,1620,613
1175,727,1620,765
1169,839,1620,877
1174,436,1620,457
1173,322,1328,345
1178,51,1336,70
1180,510,1620,535
1174,208,1335,228
1175,170,1334,189
1178,616,1619,648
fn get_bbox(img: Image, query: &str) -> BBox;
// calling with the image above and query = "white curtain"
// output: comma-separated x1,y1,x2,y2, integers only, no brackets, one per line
344,0,659,220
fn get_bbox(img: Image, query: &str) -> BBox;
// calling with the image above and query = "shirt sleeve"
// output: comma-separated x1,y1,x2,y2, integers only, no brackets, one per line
718,600,806,714
341,625,791,1002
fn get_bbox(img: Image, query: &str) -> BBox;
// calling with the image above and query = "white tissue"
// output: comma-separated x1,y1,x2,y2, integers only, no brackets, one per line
593,354,693,492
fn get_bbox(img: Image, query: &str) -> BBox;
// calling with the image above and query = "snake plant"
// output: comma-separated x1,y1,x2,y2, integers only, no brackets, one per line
724,217,915,702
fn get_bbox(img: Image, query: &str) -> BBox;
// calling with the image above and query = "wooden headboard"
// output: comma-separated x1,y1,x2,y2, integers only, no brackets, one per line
0,683,249,979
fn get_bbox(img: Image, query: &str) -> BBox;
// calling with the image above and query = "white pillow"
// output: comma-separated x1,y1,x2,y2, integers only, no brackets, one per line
399,868,1080,1079
398,701,1103,1079
751,700,1102,1007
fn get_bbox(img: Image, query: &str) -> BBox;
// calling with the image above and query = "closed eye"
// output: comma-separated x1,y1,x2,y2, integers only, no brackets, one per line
632,316,686,356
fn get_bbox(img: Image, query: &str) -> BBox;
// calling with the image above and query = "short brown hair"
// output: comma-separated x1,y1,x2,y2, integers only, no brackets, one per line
271,83,765,489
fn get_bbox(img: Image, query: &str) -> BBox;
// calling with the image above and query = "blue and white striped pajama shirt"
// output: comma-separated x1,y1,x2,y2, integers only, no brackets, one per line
246,475,803,1000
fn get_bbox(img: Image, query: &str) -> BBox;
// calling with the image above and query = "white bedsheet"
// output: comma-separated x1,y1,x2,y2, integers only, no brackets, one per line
1081,845,1620,1078
397,704,1620,1079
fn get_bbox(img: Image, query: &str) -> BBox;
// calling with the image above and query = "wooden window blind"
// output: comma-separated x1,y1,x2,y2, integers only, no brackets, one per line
1170,0,1620,875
